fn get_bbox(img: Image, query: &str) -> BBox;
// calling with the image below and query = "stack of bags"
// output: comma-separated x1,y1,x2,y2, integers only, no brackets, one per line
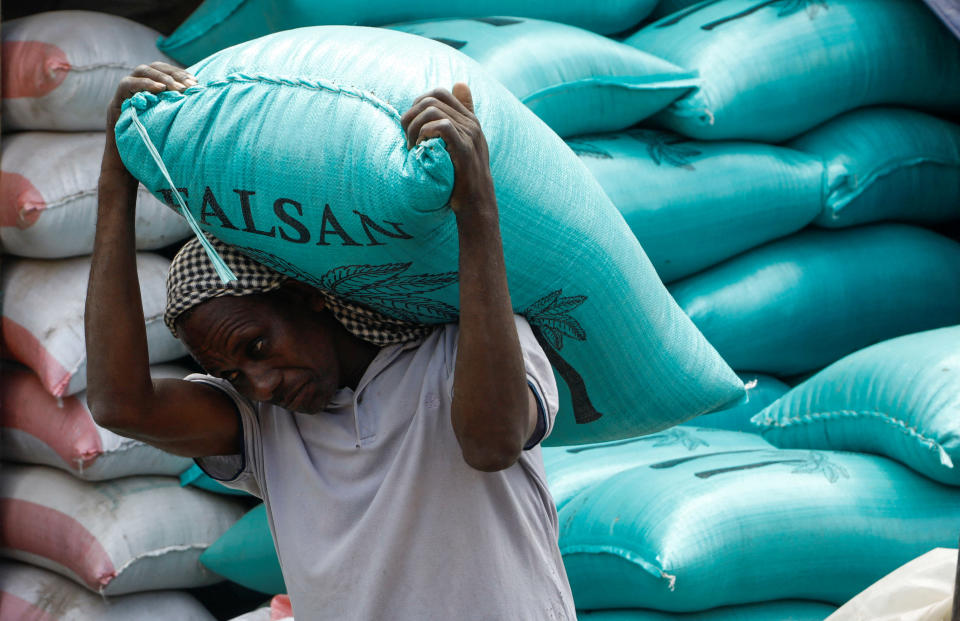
6,1,958,618
0,11,250,620
546,0,960,618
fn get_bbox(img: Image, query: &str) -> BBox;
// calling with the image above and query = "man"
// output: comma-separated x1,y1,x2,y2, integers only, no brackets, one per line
85,61,576,619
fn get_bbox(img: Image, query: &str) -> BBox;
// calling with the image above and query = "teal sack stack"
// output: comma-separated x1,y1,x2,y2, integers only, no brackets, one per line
388,17,697,138
559,444,960,611
579,601,837,620
687,373,789,433
626,0,960,141
200,503,285,594
158,0,661,65
753,326,960,486
669,224,960,376
788,107,960,228
566,129,822,282
114,26,744,445
543,427,772,511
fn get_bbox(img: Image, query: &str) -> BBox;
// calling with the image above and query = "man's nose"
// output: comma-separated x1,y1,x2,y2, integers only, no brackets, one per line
246,364,281,402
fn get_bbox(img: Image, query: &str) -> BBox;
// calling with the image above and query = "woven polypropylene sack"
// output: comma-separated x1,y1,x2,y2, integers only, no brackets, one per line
668,224,960,377
559,445,960,611
200,503,286,595
0,253,187,397
388,17,696,138
158,0,660,65
0,560,216,621
579,601,837,620
115,26,743,445
1,11,176,131
787,107,960,228
753,326,960,486
566,129,822,282
626,0,960,141
687,373,790,433
0,464,247,595
181,464,252,496
0,365,192,480
0,132,191,258
542,427,773,511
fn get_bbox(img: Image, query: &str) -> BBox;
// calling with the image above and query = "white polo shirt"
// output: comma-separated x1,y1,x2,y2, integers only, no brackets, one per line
193,316,575,620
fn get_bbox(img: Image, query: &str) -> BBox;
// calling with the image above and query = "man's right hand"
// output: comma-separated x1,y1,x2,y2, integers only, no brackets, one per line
101,62,197,184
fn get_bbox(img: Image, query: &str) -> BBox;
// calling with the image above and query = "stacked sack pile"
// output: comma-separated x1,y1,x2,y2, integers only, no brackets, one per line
4,0,959,619
0,11,253,620
552,0,960,618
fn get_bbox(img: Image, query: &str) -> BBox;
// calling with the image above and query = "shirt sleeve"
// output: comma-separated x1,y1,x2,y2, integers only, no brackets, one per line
186,373,264,498
514,315,559,447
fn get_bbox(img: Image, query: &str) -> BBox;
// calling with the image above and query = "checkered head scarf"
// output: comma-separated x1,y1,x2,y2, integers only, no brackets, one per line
164,236,434,345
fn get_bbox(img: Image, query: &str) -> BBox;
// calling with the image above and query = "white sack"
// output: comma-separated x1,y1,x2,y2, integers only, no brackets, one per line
0,132,190,258
0,252,187,397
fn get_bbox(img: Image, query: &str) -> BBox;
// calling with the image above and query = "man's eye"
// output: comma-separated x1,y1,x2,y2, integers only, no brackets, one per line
224,371,240,384
249,338,265,357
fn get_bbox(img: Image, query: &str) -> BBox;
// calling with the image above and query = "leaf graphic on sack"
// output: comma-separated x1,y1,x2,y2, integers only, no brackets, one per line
791,451,849,483
353,294,459,322
626,129,701,170
319,263,413,295
636,427,710,450
233,245,326,289
566,139,613,160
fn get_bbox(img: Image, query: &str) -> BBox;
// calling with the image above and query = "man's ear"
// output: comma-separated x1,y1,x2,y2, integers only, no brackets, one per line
280,279,327,312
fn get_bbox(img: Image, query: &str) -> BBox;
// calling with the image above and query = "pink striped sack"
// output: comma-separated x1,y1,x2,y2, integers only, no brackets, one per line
0,464,246,595
0,559,216,621
0,253,186,397
1,365,192,480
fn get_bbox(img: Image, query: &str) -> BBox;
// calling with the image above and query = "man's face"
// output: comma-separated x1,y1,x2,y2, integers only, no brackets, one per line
177,289,343,414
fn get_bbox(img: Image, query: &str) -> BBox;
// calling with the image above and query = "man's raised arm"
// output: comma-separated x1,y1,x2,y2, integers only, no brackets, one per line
401,84,539,472
85,62,241,458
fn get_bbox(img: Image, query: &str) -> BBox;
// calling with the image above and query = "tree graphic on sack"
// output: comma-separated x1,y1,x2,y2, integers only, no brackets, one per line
233,246,459,322
657,0,828,30
626,129,702,170
694,450,849,482
523,290,601,425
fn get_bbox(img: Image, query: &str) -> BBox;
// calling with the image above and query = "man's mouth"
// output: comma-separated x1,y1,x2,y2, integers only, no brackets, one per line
280,381,309,411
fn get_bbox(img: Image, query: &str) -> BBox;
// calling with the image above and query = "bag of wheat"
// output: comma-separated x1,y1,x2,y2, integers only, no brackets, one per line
2,11,176,131
0,464,247,595
0,559,216,621
1,365,192,480
0,132,190,259
0,253,186,397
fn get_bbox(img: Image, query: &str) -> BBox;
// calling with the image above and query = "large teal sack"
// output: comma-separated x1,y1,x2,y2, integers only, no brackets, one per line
200,504,285,595
787,107,960,228
158,0,661,65
669,224,960,376
686,373,789,433
388,18,697,138
626,0,960,141
753,326,960,486
115,26,743,445
566,129,822,282
559,445,960,611
579,601,837,620
543,428,772,511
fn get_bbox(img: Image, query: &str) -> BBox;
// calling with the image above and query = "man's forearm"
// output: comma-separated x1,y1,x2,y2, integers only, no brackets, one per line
451,206,534,472
84,160,156,426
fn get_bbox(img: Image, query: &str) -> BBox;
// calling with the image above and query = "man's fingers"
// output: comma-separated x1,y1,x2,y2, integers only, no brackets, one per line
452,83,473,114
406,106,451,149
133,63,188,91
417,118,459,150
149,61,198,87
